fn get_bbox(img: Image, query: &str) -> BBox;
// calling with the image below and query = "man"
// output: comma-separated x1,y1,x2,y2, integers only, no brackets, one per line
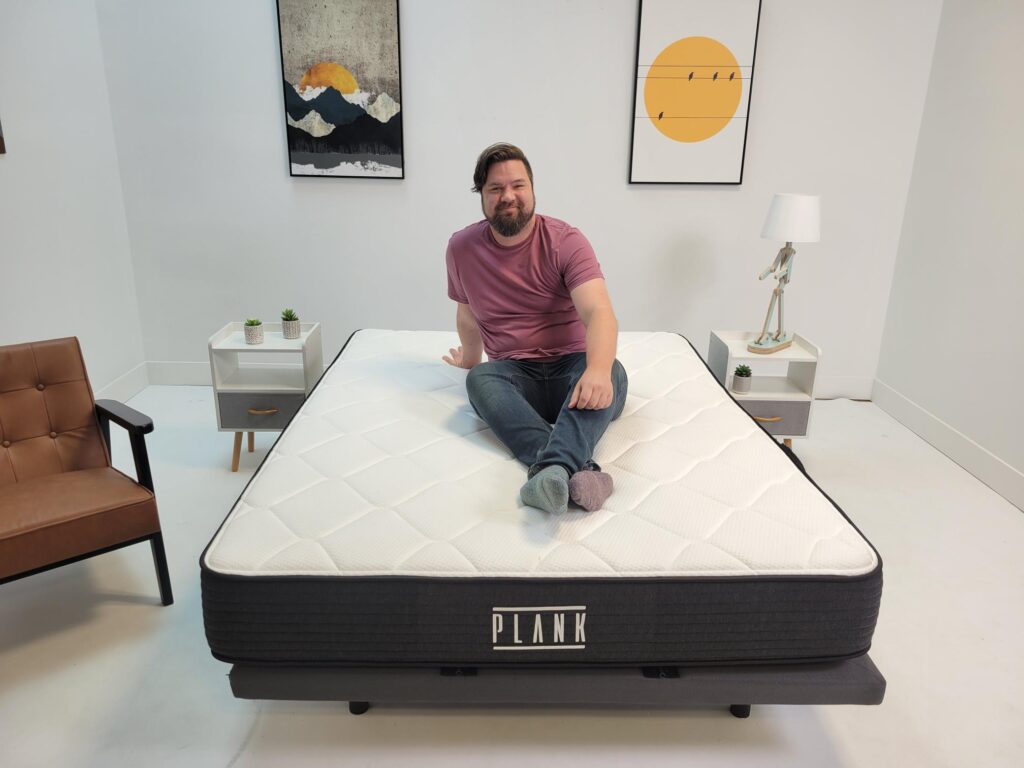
443,142,628,515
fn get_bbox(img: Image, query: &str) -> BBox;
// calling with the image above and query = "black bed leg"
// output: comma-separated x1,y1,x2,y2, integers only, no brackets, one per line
349,701,369,715
730,704,751,719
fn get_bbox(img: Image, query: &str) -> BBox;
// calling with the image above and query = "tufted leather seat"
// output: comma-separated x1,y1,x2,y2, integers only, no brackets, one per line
0,337,172,604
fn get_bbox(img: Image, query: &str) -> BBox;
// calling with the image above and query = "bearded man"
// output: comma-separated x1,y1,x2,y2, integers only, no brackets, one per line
442,143,628,515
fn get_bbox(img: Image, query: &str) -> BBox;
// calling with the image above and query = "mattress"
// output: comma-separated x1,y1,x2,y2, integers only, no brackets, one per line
202,330,881,667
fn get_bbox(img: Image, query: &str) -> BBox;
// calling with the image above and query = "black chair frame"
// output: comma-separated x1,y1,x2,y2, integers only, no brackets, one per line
0,399,173,606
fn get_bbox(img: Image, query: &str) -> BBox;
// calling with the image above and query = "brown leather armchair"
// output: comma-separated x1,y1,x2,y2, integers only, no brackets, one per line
0,337,172,604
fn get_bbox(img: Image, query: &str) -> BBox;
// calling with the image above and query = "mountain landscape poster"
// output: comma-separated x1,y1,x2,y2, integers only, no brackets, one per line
0,113,6,154
276,0,403,178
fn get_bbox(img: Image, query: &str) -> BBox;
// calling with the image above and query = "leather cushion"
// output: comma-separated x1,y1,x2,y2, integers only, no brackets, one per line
0,338,108,487
0,467,160,579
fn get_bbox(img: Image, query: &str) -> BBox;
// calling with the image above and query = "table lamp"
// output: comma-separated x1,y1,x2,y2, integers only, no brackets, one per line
748,193,821,354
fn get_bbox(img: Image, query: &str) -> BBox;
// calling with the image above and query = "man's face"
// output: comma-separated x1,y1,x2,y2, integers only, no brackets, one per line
481,160,535,238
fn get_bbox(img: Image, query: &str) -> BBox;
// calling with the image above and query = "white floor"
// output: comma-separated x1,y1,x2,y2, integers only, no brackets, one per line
1,387,1022,768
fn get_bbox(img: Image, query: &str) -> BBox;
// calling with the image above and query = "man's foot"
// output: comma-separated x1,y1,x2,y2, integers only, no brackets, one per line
569,470,614,512
520,465,570,514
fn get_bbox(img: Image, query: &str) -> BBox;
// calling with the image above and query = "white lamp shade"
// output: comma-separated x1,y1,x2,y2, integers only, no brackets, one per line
761,193,821,243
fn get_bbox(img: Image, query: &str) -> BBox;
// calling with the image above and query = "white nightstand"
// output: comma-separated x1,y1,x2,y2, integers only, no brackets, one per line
708,330,820,446
208,322,324,471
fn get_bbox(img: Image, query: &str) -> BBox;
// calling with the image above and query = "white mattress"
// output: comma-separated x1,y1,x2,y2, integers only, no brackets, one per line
204,330,877,580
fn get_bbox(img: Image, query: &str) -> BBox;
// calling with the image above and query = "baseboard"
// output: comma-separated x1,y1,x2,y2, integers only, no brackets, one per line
147,361,212,386
815,376,873,400
873,379,1024,511
94,362,149,402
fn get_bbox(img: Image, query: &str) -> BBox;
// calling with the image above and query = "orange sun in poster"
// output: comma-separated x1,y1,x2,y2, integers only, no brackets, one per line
644,36,742,143
299,62,359,94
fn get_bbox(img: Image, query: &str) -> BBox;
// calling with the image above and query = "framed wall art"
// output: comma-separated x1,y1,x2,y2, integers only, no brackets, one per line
276,0,404,178
629,0,762,184
0,113,6,155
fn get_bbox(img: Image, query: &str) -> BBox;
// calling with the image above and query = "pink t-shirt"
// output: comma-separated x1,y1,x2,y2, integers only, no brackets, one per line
446,214,604,360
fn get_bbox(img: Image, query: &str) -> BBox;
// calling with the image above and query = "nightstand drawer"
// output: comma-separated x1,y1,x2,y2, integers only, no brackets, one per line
217,392,304,430
737,399,810,436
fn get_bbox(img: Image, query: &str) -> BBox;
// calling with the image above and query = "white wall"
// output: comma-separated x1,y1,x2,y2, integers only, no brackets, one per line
876,0,1024,509
0,0,144,394
93,0,942,398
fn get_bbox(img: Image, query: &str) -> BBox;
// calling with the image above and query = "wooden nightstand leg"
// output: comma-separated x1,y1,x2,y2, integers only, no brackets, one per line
783,438,792,448
231,431,242,472
248,431,255,453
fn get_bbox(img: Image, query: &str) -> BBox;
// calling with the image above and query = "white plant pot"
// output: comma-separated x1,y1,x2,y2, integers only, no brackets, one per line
732,375,752,394
244,325,264,345
282,319,301,339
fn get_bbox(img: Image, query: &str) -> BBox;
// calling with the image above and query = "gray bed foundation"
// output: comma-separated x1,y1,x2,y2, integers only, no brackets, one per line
229,655,886,716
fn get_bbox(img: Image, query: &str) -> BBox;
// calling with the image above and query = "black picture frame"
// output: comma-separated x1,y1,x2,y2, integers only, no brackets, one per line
628,0,762,185
275,0,405,179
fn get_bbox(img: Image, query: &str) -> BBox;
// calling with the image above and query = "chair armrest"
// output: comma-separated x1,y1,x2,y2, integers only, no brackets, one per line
96,399,154,435
95,399,156,493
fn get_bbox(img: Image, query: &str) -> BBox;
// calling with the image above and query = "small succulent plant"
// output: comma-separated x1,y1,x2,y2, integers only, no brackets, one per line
281,308,299,322
244,318,262,326
734,364,752,378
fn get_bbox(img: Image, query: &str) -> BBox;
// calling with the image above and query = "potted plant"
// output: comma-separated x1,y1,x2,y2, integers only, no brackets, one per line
732,363,752,394
281,308,301,340
244,318,264,345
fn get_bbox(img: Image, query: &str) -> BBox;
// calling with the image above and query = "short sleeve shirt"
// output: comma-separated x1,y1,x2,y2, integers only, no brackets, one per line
445,215,604,360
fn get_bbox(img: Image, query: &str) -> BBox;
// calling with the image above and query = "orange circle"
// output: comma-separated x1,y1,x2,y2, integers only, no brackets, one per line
300,62,359,95
644,36,742,143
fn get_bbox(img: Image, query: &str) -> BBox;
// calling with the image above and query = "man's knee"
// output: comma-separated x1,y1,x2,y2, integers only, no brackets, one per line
612,359,628,419
465,362,487,401
465,362,502,409
612,359,627,387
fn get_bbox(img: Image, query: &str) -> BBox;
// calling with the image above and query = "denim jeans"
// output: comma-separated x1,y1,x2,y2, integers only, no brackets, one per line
465,352,628,477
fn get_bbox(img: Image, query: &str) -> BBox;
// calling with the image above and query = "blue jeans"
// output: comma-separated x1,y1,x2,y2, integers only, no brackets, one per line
465,352,628,477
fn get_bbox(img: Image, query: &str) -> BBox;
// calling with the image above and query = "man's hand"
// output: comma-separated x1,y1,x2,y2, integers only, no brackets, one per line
569,367,614,410
442,345,474,369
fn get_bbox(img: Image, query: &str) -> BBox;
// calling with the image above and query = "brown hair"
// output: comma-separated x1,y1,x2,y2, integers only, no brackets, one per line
471,142,533,193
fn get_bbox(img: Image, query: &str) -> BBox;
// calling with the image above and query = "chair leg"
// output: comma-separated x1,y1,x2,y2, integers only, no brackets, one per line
150,533,174,606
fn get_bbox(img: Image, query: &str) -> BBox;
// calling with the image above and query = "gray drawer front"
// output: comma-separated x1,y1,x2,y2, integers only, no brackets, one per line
218,392,305,430
737,399,810,436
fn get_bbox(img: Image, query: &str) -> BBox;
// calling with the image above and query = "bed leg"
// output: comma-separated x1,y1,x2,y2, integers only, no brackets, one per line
349,701,370,715
729,704,751,718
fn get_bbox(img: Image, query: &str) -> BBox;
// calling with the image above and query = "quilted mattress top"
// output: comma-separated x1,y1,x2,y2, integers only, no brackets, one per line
203,330,878,579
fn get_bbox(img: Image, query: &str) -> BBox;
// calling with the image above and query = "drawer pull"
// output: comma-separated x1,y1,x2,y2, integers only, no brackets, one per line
752,415,783,423
247,407,279,416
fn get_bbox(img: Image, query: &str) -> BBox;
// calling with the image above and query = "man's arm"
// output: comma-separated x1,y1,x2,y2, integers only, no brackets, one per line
569,278,618,409
442,302,485,369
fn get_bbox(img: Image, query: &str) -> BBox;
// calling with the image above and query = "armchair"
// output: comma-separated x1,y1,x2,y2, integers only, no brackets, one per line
0,337,172,605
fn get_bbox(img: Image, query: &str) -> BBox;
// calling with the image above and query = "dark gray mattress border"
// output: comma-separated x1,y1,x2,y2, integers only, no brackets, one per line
200,331,883,668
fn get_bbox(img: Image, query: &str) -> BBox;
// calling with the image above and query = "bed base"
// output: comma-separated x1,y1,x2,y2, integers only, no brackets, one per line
229,654,885,717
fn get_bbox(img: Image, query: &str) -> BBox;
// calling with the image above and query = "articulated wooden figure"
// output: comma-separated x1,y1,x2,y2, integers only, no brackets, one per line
749,241,796,354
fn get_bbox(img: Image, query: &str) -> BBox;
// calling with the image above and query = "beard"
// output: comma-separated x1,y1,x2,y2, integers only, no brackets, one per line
486,200,535,238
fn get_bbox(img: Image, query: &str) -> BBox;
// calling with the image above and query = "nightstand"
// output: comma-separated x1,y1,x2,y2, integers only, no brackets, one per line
208,322,324,471
708,330,820,446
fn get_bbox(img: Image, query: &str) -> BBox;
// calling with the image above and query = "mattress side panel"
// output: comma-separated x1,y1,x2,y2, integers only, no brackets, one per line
201,569,882,666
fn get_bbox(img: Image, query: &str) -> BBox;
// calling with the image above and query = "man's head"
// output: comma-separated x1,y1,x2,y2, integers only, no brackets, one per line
473,143,535,239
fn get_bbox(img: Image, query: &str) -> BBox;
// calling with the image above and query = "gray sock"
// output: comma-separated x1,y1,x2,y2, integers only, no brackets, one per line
569,470,614,512
520,465,570,514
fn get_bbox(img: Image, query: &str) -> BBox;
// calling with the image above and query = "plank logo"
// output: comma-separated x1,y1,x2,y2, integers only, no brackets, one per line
491,605,587,651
